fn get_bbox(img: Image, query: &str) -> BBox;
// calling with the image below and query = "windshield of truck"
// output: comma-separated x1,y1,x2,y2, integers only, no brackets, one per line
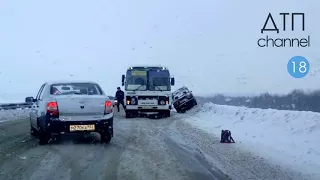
148,70,171,91
50,83,103,95
125,70,147,91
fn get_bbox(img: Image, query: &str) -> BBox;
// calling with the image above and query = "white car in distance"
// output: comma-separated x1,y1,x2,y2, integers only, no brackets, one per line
107,96,118,107
26,81,114,145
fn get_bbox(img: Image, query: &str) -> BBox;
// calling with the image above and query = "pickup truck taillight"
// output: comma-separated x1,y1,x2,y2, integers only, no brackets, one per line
47,102,59,116
104,101,113,114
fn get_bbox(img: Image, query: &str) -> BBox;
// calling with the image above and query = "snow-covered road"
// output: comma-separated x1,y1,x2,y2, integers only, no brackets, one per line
0,105,318,180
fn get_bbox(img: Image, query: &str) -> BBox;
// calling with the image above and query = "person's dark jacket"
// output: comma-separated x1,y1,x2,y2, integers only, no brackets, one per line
115,90,124,100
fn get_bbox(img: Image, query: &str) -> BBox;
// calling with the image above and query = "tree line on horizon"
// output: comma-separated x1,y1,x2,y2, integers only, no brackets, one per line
196,89,320,113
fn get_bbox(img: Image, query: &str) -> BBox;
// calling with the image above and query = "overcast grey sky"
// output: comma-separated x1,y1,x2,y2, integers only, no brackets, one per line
0,0,319,102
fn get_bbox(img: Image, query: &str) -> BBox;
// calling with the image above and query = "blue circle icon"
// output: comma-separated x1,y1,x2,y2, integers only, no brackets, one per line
287,56,310,78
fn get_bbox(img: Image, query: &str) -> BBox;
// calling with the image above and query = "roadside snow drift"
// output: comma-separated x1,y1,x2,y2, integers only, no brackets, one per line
0,109,30,123
185,103,320,177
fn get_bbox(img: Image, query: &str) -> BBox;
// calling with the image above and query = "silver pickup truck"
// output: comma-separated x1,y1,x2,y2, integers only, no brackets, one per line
26,81,114,145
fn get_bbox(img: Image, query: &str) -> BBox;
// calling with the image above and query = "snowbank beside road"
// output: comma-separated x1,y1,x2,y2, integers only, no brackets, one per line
185,103,320,178
0,109,30,123
0,93,28,104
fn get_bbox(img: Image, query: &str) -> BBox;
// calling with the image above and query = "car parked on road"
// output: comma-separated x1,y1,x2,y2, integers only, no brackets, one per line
172,86,197,113
26,81,114,145
108,96,118,107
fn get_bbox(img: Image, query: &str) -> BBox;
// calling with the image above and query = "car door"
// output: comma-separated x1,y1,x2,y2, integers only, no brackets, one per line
31,84,46,128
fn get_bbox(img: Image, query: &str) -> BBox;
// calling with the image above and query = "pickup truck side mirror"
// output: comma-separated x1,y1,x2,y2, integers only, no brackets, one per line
25,96,35,103
171,77,175,86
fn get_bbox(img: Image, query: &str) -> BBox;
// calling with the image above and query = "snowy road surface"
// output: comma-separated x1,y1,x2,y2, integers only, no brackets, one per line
185,103,320,179
0,107,314,180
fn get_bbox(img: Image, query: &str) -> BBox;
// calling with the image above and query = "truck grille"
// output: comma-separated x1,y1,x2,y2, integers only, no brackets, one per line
138,96,158,100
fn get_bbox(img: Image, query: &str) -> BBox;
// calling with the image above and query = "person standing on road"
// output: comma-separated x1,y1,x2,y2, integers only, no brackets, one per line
115,87,125,112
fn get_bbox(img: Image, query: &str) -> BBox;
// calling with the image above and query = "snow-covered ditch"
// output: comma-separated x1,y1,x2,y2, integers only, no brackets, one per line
0,108,30,123
185,103,320,177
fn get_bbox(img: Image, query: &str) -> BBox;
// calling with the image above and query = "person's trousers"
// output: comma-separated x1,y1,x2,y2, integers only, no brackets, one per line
117,99,126,111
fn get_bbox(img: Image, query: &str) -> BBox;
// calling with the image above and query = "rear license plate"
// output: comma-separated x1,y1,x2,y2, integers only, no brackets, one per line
69,124,95,132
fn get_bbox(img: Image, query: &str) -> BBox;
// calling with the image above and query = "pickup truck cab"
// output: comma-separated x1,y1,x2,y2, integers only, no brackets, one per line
26,81,114,145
